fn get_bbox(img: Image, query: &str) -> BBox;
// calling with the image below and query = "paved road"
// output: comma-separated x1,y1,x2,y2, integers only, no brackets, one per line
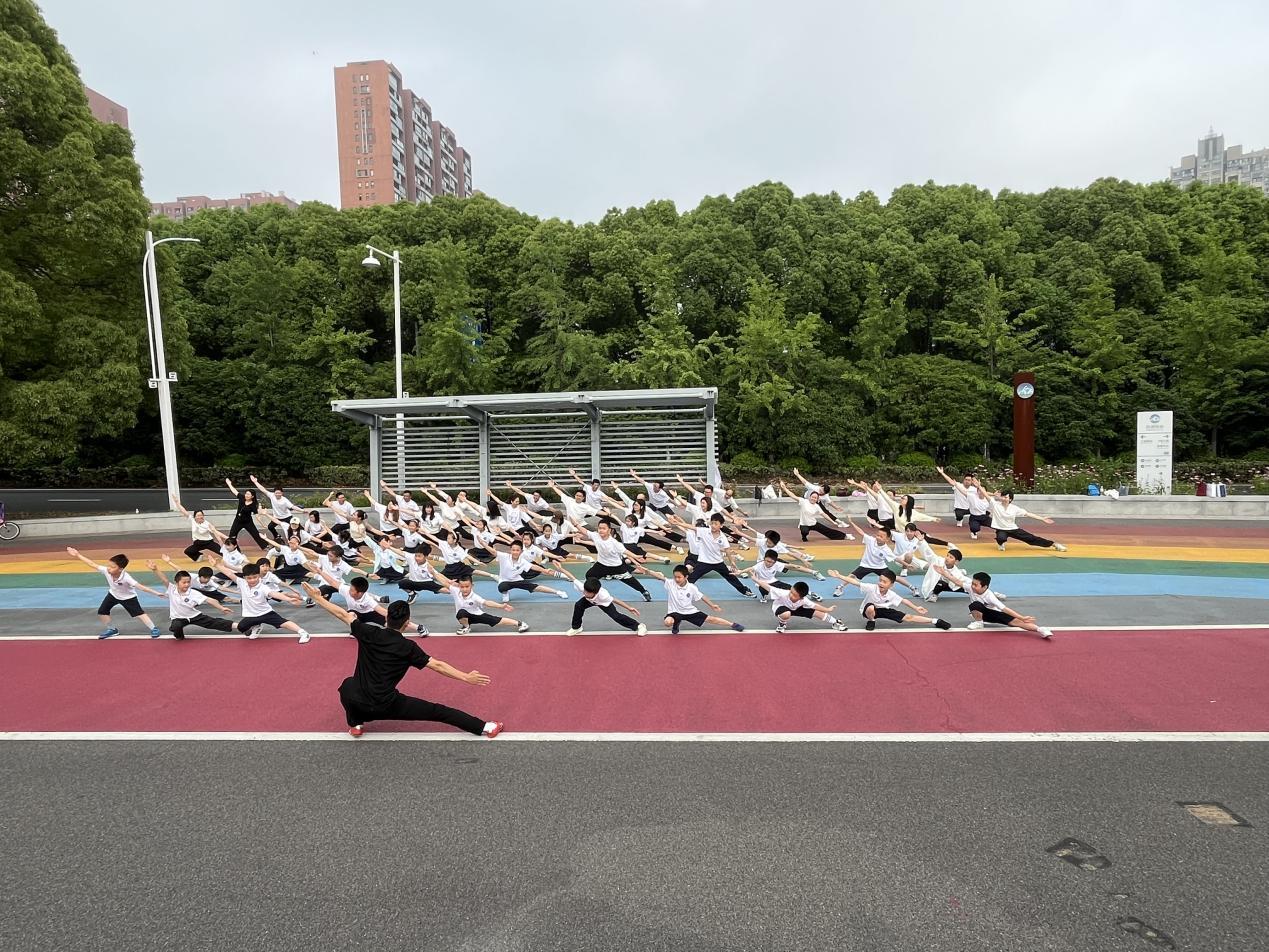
0,487,328,517
2,741,1264,952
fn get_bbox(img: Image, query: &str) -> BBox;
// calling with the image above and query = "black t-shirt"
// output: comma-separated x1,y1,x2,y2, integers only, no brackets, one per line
236,492,258,516
345,620,430,708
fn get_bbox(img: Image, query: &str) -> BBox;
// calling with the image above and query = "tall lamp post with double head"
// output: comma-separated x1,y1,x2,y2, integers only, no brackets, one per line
361,245,406,485
143,230,200,510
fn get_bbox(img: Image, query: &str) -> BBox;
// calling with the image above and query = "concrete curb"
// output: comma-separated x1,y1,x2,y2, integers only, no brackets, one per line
7,494,1269,539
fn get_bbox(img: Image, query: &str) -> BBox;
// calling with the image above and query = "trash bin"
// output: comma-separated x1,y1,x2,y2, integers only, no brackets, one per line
1118,484,1130,496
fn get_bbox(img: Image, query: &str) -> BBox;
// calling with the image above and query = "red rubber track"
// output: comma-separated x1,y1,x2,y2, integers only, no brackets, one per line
3,628,1267,733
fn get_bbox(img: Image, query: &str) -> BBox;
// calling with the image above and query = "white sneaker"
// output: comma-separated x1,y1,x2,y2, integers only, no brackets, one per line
899,568,909,577
814,571,826,581
844,533,856,541
1039,627,1054,639
970,533,978,540
456,625,470,636
578,554,595,563
556,590,569,599
775,622,787,633
1054,543,1068,552
636,623,647,636
805,554,815,562
831,621,848,631
758,593,768,604
565,627,581,637
927,593,939,603
997,543,1007,551
833,585,845,597
517,621,530,633
246,628,260,640
297,631,310,644
675,546,685,554
967,621,984,630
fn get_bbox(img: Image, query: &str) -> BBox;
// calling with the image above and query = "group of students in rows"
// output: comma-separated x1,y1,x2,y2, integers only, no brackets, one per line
71,466,1057,643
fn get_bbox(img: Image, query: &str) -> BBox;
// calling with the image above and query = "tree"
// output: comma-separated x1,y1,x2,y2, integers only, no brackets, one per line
0,0,150,467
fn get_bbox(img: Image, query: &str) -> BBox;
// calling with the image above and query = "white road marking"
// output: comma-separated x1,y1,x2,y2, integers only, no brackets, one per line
1,731,1266,743
1,624,1268,642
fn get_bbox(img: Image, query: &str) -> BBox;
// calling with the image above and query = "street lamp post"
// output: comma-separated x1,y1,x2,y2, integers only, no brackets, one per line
362,245,405,486
142,230,200,511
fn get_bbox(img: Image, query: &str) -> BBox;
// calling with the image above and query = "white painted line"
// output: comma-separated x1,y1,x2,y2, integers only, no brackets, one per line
2,731,1267,743
1,624,1269,643
58,498,102,502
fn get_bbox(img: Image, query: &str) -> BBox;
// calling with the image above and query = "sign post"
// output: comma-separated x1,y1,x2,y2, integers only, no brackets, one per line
1012,372,1036,488
1136,411,1174,494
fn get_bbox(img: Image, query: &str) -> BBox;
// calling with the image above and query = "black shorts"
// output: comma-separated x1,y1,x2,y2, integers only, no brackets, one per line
98,594,144,617
666,611,708,628
455,610,502,628
866,508,879,524
849,566,886,580
442,562,473,580
968,601,1013,626
862,605,905,623
775,605,816,620
239,611,289,633
195,587,227,602
953,507,969,522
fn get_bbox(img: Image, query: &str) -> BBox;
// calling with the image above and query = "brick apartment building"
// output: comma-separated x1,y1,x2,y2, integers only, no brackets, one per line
150,191,300,220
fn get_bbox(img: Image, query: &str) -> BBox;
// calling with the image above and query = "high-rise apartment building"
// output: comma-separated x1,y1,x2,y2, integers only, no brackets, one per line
1170,130,1269,197
333,60,472,208
84,86,128,129
150,191,299,220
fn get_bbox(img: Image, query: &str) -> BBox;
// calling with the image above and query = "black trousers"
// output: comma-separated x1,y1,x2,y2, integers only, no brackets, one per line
183,539,220,561
339,679,484,733
375,565,406,582
995,527,1054,548
571,598,639,631
398,579,444,593
498,579,539,594
922,533,950,546
967,512,991,534
800,522,845,542
229,513,270,550
687,560,750,594
274,563,310,582
170,613,236,638
586,561,648,595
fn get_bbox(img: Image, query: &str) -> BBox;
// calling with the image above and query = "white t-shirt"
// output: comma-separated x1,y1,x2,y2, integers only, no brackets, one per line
859,536,896,570
967,490,989,517
572,578,614,607
421,514,446,535
439,541,468,565
593,535,628,567
396,498,423,522
219,547,248,571
988,500,1028,532
952,483,970,509
400,528,425,550
451,587,487,615
328,499,355,525
279,546,309,567
751,560,788,585
527,495,554,513
373,544,405,573
564,497,601,525
338,581,379,614
893,535,919,560
858,582,902,610
795,498,822,527
664,579,702,614
693,527,729,564
166,584,209,620
584,486,604,508
406,558,436,582
923,561,970,599
496,551,532,582
96,571,138,599
317,554,348,582
620,525,645,545
502,503,529,530
644,483,671,508
269,494,301,519
972,587,1007,611
536,530,563,550
770,589,805,614
189,517,214,541
302,517,327,539
236,578,275,617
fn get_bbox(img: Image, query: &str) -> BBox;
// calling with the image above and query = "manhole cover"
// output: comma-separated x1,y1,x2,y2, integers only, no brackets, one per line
1178,802,1250,826
1117,917,1176,948
1045,837,1111,870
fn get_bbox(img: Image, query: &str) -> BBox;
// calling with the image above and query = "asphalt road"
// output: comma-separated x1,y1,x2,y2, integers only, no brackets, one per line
0,487,328,517
1,741,1264,952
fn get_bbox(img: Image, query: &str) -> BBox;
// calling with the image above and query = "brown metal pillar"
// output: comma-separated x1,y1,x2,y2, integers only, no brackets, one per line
1012,372,1036,488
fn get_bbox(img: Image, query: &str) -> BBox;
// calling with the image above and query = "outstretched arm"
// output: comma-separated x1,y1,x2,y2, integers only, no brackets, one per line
424,657,491,686
65,547,102,570
300,583,356,625
146,560,170,588
170,494,191,518
224,477,240,498
249,474,270,496
934,466,959,489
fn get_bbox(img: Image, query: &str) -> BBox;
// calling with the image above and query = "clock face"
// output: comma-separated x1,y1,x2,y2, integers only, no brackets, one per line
1016,382,1035,400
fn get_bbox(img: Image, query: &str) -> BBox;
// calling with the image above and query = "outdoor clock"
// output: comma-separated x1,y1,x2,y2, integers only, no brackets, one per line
1015,381,1035,400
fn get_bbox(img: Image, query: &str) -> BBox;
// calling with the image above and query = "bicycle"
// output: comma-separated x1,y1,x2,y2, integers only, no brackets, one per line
0,502,20,541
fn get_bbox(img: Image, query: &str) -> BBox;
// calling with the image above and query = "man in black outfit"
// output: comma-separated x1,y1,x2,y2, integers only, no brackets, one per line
301,583,504,739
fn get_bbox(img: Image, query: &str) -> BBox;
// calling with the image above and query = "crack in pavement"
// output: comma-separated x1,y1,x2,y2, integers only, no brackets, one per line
885,636,957,731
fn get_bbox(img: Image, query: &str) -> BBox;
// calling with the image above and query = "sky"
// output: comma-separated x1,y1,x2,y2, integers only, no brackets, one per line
38,0,1269,223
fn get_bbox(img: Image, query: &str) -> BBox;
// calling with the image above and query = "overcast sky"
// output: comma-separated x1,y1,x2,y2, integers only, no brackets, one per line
39,0,1269,222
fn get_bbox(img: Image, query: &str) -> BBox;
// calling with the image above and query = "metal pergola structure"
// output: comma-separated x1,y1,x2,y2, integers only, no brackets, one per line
331,388,718,498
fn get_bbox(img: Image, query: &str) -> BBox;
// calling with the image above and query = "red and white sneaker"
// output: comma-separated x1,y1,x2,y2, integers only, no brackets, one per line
348,725,364,737
483,721,504,739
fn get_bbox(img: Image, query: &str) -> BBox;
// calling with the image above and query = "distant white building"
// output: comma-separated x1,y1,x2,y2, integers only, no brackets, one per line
1170,130,1269,196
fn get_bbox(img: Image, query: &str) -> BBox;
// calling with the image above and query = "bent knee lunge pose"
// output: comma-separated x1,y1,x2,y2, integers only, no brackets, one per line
966,572,1053,639
769,581,846,633
66,547,164,639
216,561,310,644
686,514,756,597
170,495,220,562
832,518,901,594
148,560,235,639
778,479,849,542
449,575,529,635
304,585,503,740
639,564,745,634
828,568,951,631
576,520,652,601
976,482,1068,552
557,566,646,636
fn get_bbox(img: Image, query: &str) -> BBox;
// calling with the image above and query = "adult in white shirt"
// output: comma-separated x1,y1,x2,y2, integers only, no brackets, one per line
768,581,847,633
686,514,757,597
148,560,235,638
575,519,652,600
170,495,221,562
546,479,604,528
566,468,607,509
964,478,993,539
65,547,164,639
778,480,849,542
216,561,310,643
629,468,673,513
638,565,745,634
487,488,533,534
323,489,357,527
966,571,1053,638
975,483,1068,552
250,474,307,542
935,466,975,527
558,565,646,636
475,541,568,600
448,575,529,635
298,511,332,552
829,568,952,632
379,481,423,524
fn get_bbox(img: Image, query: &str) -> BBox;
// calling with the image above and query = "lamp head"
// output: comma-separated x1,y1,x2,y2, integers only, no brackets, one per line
361,254,381,269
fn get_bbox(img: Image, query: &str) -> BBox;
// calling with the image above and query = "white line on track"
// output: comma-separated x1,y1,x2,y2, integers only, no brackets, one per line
2,624,1268,642
2,731,1267,743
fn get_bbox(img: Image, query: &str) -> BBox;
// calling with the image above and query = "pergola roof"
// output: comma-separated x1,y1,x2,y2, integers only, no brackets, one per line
332,388,717,425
